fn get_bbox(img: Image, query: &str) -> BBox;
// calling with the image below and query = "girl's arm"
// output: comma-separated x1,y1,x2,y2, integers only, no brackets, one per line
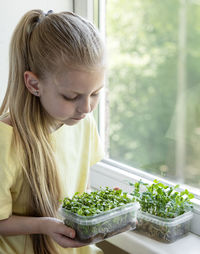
0,215,86,248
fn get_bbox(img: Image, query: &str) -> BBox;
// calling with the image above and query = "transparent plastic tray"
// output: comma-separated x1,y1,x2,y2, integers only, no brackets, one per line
136,210,193,242
60,202,139,244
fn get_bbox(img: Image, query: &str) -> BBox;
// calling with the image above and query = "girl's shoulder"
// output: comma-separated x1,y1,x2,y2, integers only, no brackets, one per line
0,118,13,149
0,117,12,127
0,118,13,132
0,118,15,172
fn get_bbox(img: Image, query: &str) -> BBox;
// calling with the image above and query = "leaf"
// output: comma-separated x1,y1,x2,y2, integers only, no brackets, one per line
188,193,194,199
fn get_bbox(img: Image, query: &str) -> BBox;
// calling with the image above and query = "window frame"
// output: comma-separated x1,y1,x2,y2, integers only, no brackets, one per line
74,0,200,237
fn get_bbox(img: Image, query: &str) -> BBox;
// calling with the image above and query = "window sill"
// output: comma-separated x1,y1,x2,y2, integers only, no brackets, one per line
106,231,200,254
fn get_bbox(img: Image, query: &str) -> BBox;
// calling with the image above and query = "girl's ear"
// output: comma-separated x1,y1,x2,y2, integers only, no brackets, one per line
24,71,40,96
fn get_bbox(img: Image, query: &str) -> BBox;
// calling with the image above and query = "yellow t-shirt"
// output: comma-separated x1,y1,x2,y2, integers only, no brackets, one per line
0,113,104,254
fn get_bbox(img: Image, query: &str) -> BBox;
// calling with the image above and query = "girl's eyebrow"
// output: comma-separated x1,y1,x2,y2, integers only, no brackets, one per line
66,85,104,95
93,85,104,93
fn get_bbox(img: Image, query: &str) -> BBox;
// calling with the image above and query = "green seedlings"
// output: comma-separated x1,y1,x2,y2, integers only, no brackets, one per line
62,187,135,216
130,179,194,218
60,187,139,243
130,179,194,242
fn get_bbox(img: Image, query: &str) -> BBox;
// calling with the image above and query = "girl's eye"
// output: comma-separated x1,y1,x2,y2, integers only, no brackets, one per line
63,95,78,101
91,92,100,97
63,92,100,101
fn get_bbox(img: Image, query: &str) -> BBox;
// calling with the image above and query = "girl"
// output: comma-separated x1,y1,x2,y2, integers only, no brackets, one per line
0,9,105,254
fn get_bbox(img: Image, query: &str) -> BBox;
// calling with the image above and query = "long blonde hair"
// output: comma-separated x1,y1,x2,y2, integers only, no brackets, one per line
0,9,104,254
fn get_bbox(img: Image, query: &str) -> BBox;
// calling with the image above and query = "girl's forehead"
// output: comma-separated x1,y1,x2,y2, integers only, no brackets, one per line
54,69,105,91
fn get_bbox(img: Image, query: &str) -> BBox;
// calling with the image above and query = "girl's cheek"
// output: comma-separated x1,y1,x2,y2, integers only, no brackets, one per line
63,102,75,114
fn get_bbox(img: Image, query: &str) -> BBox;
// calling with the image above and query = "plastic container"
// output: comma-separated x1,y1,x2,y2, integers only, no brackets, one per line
136,210,193,242
60,202,139,244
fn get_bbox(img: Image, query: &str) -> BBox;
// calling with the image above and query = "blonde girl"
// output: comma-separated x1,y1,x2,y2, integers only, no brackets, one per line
0,9,105,254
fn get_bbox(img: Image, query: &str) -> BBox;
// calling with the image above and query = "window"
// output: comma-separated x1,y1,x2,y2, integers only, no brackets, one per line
74,0,200,237
102,0,200,195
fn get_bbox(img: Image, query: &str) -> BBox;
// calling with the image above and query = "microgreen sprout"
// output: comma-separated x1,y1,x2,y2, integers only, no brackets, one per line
130,179,194,218
62,187,135,216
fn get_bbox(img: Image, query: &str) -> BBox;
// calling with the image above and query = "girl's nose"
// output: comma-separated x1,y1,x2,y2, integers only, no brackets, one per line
77,97,91,114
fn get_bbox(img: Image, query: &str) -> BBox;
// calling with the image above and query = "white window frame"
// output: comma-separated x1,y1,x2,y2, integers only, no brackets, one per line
73,0,200,238
73,0,94,22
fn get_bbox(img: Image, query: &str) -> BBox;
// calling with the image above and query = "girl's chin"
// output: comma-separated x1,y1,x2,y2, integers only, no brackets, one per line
62,118,82,126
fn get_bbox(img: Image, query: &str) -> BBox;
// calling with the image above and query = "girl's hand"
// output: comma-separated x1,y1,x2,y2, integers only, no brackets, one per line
114,187,121,190
40,217,87,248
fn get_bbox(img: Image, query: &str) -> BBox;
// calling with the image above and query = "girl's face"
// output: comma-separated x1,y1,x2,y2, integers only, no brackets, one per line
39,69,104,126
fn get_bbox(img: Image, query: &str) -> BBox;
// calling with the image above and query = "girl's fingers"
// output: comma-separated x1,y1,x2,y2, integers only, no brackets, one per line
58,224,76,239
54,233,87,248
114,187,120,190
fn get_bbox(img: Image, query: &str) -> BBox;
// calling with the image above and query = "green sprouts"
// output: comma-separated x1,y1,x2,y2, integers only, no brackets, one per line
62,187,134,216
130,179,194,218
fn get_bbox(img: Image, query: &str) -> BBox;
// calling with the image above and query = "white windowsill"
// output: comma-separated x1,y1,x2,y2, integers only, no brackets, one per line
106,231,200,254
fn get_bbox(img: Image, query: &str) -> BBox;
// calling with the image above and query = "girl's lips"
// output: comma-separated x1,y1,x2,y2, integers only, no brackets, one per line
71,115,86,120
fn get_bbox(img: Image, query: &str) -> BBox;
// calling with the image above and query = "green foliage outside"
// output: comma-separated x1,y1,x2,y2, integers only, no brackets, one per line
106,0,200,188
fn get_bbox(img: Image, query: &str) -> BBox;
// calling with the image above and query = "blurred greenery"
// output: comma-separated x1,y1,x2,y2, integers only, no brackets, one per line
106,0,200,189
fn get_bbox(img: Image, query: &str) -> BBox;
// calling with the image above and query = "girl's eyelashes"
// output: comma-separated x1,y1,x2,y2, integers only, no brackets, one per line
91,92,100,97
63,95,78,101
62,92,100,101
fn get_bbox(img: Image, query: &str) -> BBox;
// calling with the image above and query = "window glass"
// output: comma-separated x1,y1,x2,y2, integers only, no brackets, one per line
106,0,200,190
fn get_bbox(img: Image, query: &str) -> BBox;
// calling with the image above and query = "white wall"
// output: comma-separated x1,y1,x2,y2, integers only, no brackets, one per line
0,0,73,104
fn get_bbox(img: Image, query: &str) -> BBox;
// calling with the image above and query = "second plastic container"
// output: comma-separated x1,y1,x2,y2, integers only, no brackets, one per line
136,210,193,242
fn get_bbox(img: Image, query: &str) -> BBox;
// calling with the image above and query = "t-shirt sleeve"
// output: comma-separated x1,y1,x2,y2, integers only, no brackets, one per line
0,163,13,220
89,114,105,167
